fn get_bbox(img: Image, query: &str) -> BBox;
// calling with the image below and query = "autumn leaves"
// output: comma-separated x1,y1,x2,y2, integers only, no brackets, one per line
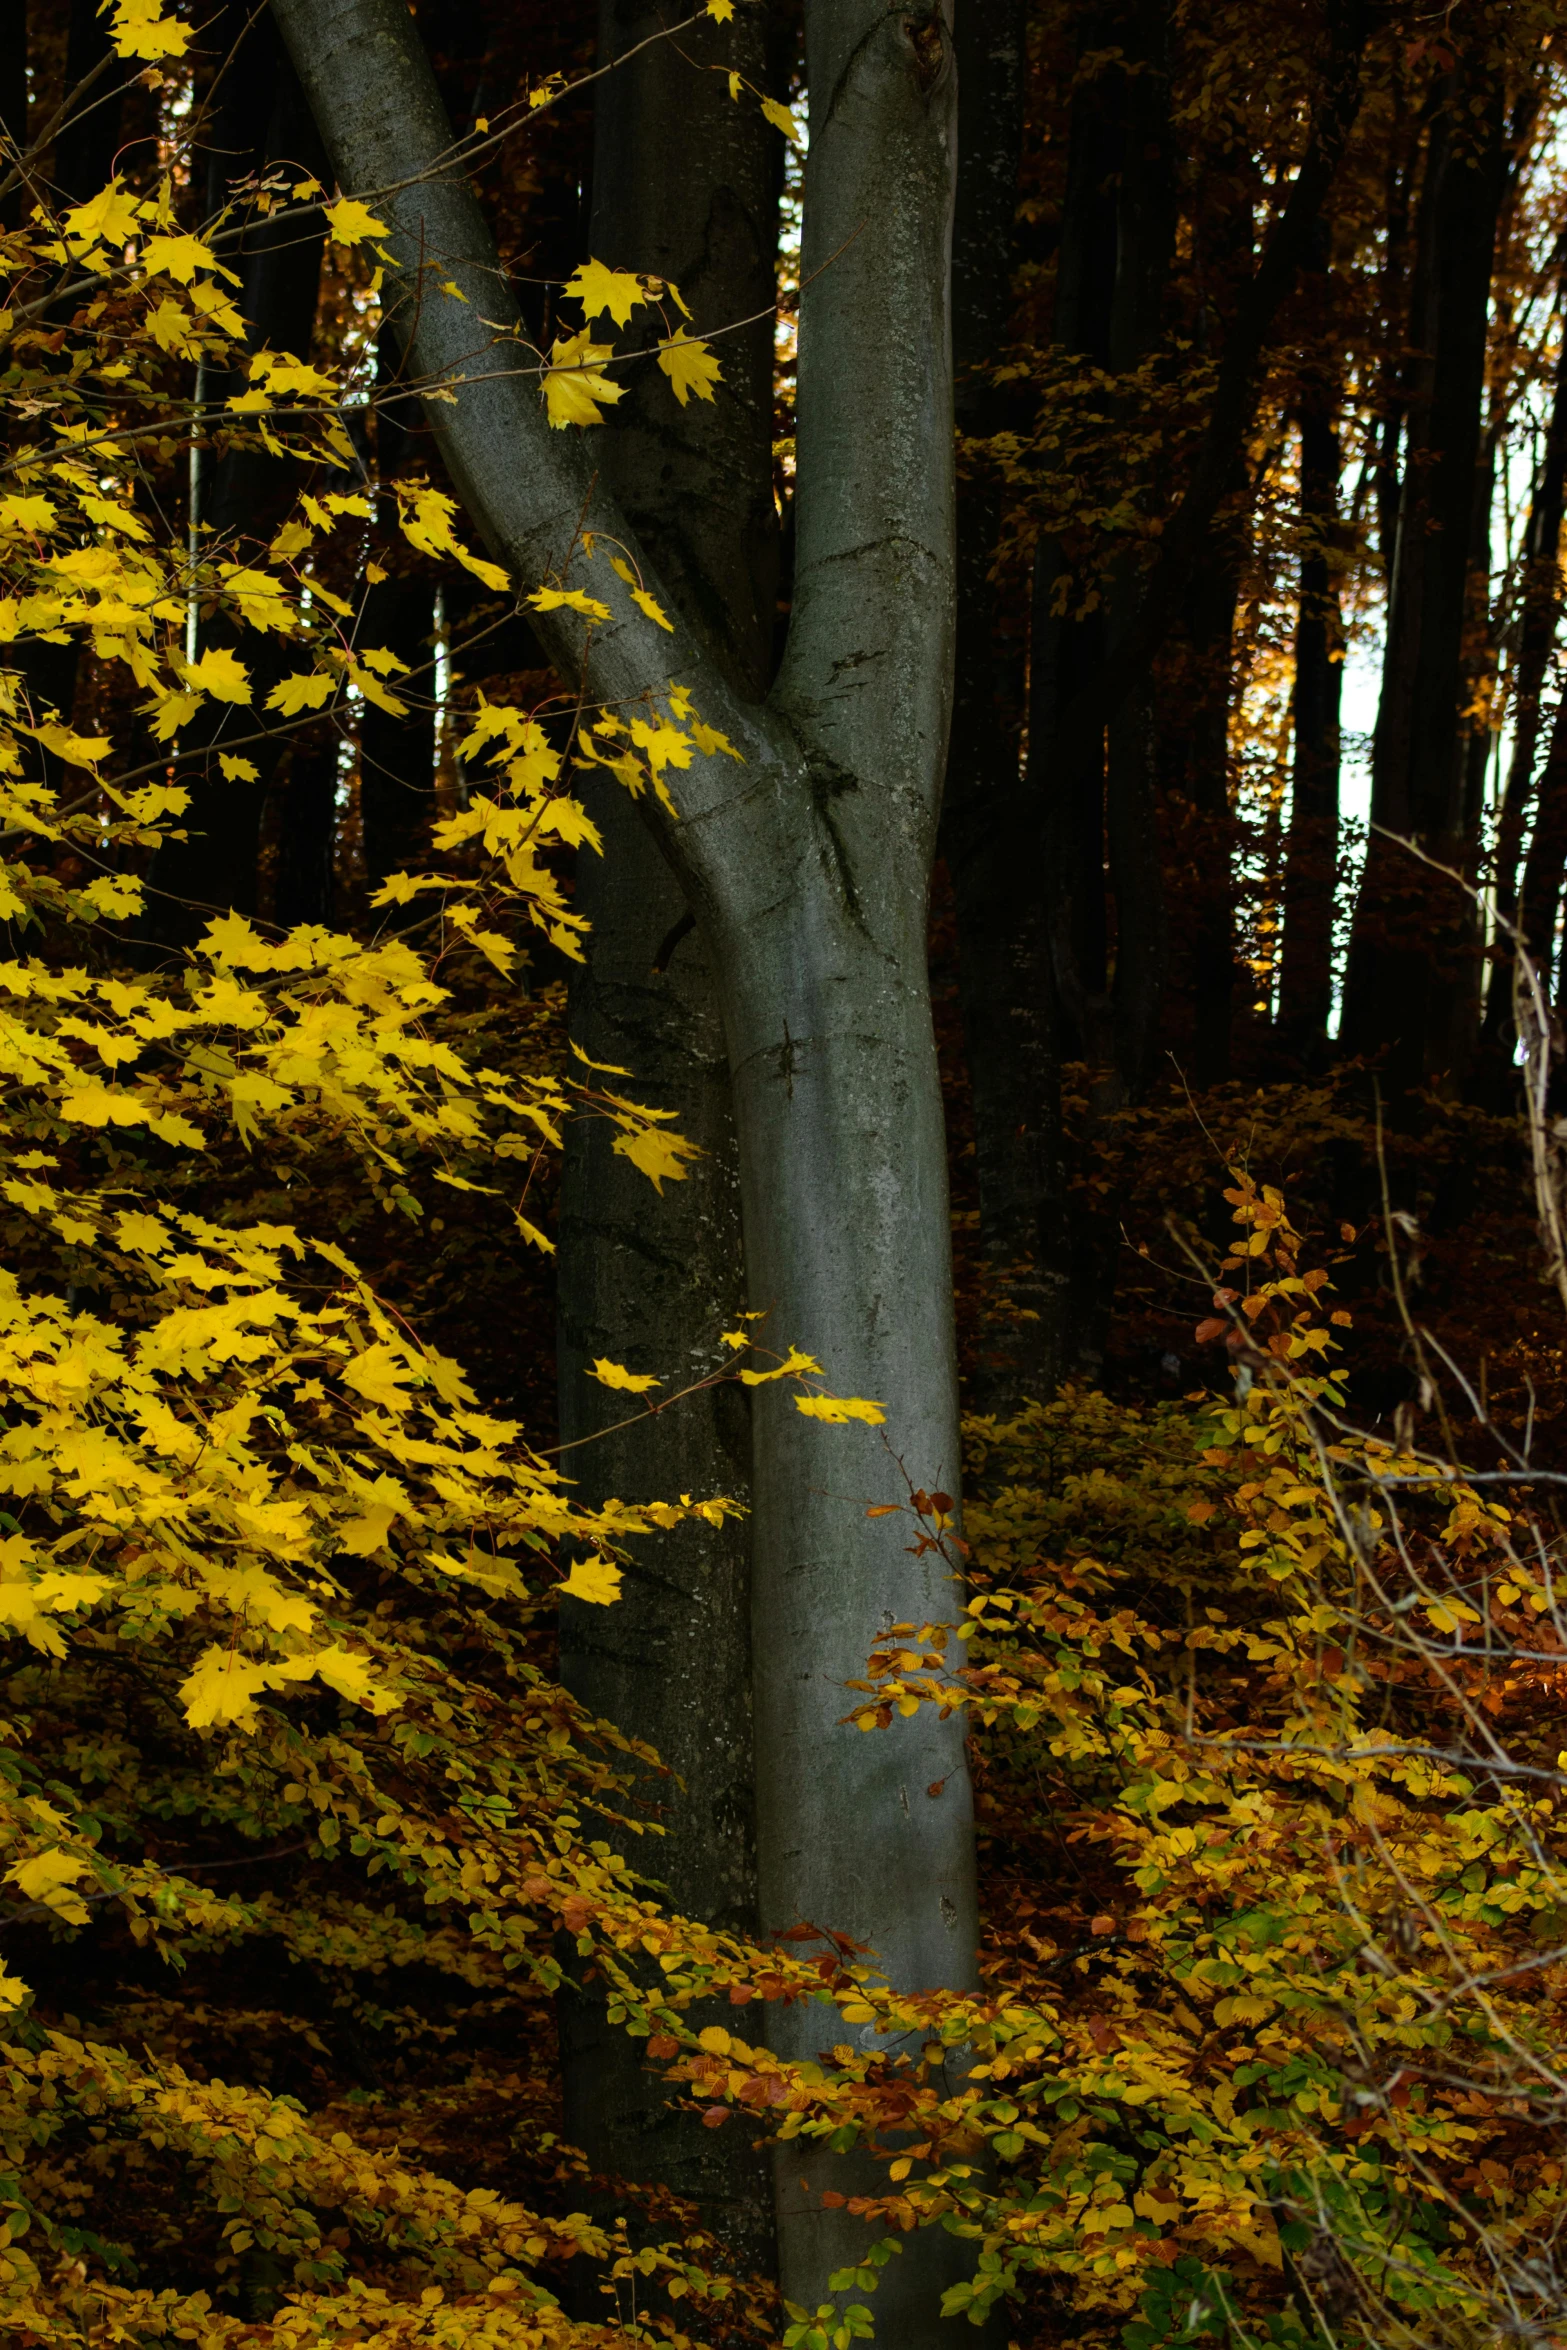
544,258,724,429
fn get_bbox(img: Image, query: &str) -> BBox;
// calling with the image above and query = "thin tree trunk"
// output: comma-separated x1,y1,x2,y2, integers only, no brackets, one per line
360,329,437,895
1161,162,1255,1086
943,0,1071,1409
1157,549,1242,1086
273,738,339,926
1481,314,1567,1059
1341,57,1508,1080
149,23,329,940
17,0,125,790
1278,389,1343,1049
1520,692,1567,1007
0,1,25,232
554,0,782,2281
269,2,976,2338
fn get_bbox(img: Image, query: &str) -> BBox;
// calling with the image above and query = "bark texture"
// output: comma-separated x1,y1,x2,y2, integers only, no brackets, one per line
270,0,976,2332
554,0,783,2280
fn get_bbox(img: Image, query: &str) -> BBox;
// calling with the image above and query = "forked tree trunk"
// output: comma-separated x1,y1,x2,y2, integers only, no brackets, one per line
272,2,977,2335
554,0,782,2279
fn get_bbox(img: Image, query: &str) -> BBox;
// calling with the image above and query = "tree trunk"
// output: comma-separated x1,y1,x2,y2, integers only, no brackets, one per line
272,738,339,928
269,2,978,2337
0,1,25,233
17,0,125,790
1341,60,1507,1081
1278,381,1343,1051
1480,318,1567,1061
1519,693,1567,1007
360,329,438,896
554,0,783,2280
942,0,1072,1410
149,21,329,941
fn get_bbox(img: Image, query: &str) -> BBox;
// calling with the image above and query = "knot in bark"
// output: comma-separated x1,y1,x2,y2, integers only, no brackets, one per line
901,7,948,96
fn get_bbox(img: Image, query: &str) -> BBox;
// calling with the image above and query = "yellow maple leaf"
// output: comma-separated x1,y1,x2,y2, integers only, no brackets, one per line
794,1394,887,1425
184,646,251,703
530,586,611,622
707,0,736,17
659,330,723,409
740,1346,824,1385
560,1555,624,1606
254,352,339,398
611,1124,698,1192
588,1358,662,1393
106,0,190,60
269,519,315,560
267,671,336,716
62,177,142,249
79,493,150,539
216,567,292,633
0,494,56,534
115,1210,169,1253
141,231,216,283
610,557,674,632
543,329,624,429
324,196,390,244
29,721,113,768
562,258,647,328
8,1849,91,1921
219,753,259,782
302,1644,401,1712
146,295,199,354
58,1084,147,1127
178,1646,275,1729
341,1342,419,1414
762,96,804,145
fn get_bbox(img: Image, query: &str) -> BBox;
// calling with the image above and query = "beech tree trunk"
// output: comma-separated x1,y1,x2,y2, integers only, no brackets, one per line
272,2,978,2336
554,0,782,2279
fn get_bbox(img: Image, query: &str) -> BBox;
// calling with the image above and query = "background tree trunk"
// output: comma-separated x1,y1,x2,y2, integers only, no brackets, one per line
1480,316,1567,1066
1279,345,1344,1052
360,327,438,897
942,0,1072,1411
554,0,784,2280
1342,57,1507,1081
149,18,328,941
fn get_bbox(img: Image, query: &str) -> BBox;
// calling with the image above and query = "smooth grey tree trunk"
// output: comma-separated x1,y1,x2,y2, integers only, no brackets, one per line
555,0,783,2282
271,1,978,2336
